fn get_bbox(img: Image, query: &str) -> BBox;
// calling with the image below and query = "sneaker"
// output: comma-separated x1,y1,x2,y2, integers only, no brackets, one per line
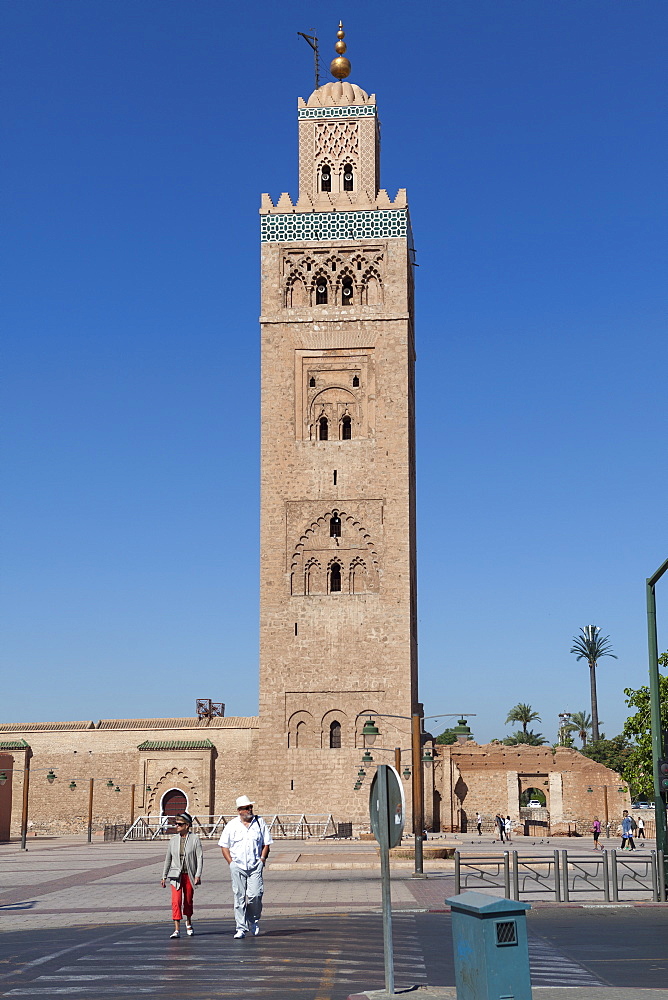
251,921,260,936
186,925,194,936
170,930,180,939
233,930,246,939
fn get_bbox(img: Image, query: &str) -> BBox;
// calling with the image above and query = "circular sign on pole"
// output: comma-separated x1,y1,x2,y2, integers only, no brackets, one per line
369,764,405,849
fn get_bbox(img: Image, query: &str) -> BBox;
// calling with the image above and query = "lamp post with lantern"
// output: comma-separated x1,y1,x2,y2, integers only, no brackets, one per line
359,711,475,877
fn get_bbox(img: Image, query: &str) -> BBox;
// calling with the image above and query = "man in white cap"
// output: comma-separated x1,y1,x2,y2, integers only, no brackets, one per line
219,794,272,938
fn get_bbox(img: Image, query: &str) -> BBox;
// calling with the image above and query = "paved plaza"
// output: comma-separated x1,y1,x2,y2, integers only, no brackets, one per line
1,836,667,998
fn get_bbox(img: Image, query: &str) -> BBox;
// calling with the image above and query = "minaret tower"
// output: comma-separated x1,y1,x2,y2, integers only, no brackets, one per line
257,26,417,826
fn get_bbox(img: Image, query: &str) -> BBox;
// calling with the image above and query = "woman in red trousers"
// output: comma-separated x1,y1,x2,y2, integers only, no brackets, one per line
161,812,203,938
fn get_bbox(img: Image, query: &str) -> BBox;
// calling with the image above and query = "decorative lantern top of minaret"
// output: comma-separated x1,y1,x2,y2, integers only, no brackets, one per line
330,21,351,80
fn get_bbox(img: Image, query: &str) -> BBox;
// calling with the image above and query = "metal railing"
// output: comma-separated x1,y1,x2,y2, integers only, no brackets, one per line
267,814,336,839
122,815,230,841
455,848,666,902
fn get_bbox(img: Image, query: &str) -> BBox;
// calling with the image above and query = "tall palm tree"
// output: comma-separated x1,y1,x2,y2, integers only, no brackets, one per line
570,625,617,741
505,703,541,734
566,710,593,748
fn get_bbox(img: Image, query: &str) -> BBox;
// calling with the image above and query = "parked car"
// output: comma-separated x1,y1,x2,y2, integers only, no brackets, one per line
527,800,542,808
631,801,652,809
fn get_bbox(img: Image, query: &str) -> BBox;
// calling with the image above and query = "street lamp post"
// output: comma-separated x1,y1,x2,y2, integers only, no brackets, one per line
20,745,32,851
411,713,426,877
361,711,476,878
646,556,668,894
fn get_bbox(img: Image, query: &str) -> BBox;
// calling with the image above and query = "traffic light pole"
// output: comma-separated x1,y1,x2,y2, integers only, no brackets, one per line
646,557,668,896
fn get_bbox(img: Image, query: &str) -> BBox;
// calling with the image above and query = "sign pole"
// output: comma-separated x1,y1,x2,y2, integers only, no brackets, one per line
377,765,395,995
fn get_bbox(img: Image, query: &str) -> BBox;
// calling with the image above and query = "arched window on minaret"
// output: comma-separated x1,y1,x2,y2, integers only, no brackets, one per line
296,720,306,748
329,720,342,748
352,375,359,387
341,415,352,440
320,166,332,192
341,275,354,306
329,563,342,592
343,163,354,192
318,415,329,440
330,514,341,537
315,281,328,305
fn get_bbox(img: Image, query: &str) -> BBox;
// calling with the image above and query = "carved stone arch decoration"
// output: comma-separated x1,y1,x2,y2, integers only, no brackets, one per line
285,271,308,308
362,266,383,306
349,555,368,594
308,385,358,440
147,767,199,817
290,508,380,596
303,555,322,595
337,266,358,306
311,269,330,306
288,709,315,749
321,708,349,750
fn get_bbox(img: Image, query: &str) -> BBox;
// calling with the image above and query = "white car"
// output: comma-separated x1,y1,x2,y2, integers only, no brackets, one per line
527,800,542,808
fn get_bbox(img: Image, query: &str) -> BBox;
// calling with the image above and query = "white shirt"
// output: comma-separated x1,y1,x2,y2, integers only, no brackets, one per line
218,815,272,869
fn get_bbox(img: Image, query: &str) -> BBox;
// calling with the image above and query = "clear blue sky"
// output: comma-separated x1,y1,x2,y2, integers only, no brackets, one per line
3,0,667,743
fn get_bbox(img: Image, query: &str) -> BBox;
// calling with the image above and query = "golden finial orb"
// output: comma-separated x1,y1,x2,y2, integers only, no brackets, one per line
330,21,351,80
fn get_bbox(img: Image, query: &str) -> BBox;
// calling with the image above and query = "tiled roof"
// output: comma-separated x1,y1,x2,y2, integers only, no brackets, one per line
137,740,215,751
0,722,95,732
97,717,258,730
0,739,30,750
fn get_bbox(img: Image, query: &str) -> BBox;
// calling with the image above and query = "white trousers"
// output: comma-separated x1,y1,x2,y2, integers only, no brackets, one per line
230,861,264,932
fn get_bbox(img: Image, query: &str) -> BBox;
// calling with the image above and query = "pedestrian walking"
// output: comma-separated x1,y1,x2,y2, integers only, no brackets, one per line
495,813,505,842
605,820,611,839
161,812,203,939
591,816,602,850
476,812,483,836
219,794,272,939
637,816,645,839
621,810,636,851
504,816,513,844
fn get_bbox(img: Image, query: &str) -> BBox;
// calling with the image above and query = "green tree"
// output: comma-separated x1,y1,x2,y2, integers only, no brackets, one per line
505,703,541,734
503,729,548,746
579,735,632,777
435,727,458,745
621,652,668,799
566,710,593,747
570,625,617,741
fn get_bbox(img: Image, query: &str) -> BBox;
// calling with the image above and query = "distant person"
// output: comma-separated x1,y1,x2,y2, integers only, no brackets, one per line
504,816,513,843
621,810,636,851
637,815,645,839
605,820,611,839
476,812,483,836
219,795,272,939
591,816,602,850
161,812,203,938
495,813,505,842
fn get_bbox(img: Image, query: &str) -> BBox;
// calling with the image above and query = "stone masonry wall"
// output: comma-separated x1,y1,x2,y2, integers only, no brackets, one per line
437,743,631,835
0,719,258,838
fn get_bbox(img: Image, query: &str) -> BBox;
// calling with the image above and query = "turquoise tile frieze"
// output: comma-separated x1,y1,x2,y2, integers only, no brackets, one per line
261,209,409,243
298,105,377,121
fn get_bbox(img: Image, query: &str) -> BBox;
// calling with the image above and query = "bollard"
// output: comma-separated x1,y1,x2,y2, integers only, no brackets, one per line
503,852,510,898
650,851,659,902
446,891,532,1000
602,850,610,902
455,851,461,895
611,850,619,902
553,850,561,903
659,850,666,903
512,851,520,901
561,850,569,903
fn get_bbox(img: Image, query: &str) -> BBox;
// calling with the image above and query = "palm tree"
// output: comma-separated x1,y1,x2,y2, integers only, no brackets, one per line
503,729,548,746
566,710,593,748
505,703,541,734
570,625,617,741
